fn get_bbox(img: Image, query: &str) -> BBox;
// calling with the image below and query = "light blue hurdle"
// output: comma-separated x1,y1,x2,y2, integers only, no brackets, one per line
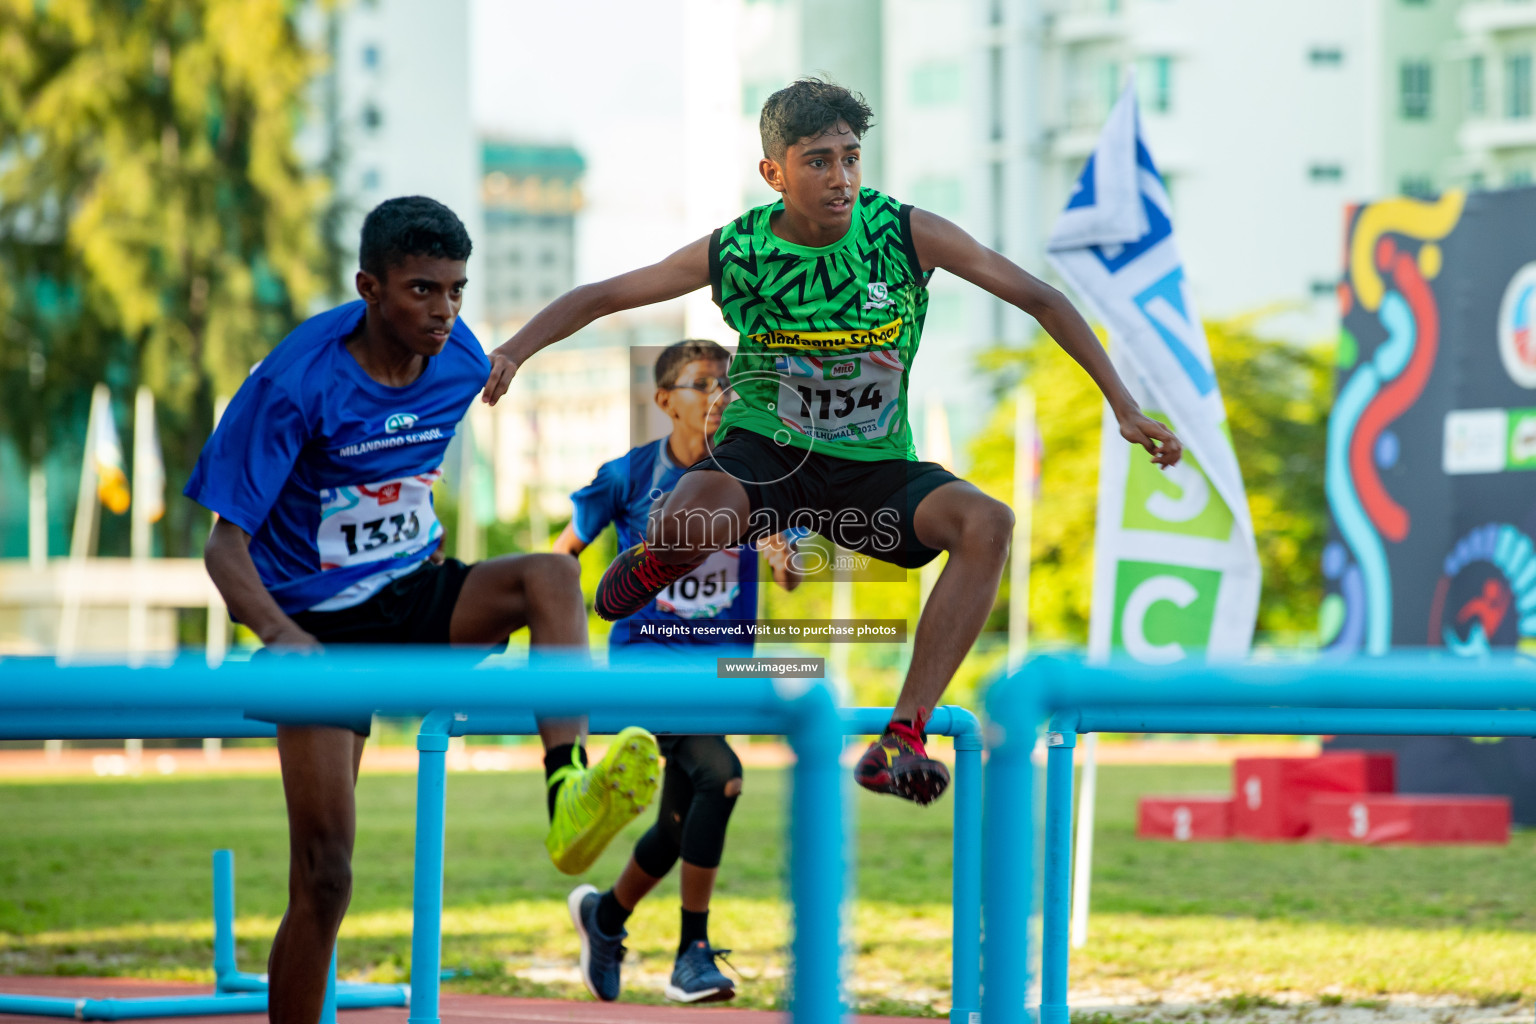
0,710,406,1022
405,704,983,1024
0,653,847,1024
0,848,410,1020
982,654,1536,1024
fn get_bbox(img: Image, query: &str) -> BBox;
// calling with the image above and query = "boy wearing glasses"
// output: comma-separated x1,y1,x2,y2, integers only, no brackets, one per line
553,339,801,1005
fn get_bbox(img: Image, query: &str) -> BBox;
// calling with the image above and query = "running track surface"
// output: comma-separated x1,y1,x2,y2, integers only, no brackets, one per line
0,977,913,1023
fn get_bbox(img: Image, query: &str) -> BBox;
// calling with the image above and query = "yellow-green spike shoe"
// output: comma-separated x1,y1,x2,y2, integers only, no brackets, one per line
546,726,660,875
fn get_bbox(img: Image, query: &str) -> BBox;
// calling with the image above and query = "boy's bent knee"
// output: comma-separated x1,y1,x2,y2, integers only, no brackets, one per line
530,552,582,591
295,843,353,922
958,498,1015,551
685,737,742,791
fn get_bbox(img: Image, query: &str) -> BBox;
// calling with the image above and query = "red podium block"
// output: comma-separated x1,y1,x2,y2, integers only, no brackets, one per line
1310,795,1510,844
1233,752,1396,839
1137,795,1233,841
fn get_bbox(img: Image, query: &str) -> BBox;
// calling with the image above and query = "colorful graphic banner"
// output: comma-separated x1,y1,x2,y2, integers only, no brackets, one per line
1322,187,1536,823
1047,83,1260,663
1322,187,1536,657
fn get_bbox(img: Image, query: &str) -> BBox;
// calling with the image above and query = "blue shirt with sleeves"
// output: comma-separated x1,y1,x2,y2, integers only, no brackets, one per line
184,300,489,616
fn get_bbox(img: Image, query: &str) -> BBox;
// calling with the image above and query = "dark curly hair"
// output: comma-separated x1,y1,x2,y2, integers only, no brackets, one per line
359,196,473,279
655,339,730,388
759,78,874,162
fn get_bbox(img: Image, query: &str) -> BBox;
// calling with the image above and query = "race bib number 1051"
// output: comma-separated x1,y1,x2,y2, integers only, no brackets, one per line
655,549,741,620
318,470,443,571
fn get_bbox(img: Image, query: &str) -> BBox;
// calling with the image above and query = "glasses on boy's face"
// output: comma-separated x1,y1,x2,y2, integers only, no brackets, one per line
666,375,728,394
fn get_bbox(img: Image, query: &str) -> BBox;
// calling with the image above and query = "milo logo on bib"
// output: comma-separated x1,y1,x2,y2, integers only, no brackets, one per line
825,359,860,381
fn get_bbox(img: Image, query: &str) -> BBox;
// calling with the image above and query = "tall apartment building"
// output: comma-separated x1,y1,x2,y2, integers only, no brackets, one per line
479,141,585,337
473,142,666,525
729,0,1488,391
1457,1,1536,188
299,0,483,328
1012,0,1464,342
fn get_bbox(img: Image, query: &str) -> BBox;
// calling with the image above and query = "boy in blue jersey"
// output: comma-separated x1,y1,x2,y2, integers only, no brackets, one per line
553,340,801,1004
185,197,659,1024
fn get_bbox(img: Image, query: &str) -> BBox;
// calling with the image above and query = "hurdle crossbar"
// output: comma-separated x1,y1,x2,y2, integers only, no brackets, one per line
982,654,1536,1024
407,704,983,1024
0,653,847,1024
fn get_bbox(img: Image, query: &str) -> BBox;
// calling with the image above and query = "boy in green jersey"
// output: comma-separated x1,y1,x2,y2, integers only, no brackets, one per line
482,79,1181,805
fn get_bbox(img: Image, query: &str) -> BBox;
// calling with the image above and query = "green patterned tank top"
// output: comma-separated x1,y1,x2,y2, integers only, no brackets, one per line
708,187,929,462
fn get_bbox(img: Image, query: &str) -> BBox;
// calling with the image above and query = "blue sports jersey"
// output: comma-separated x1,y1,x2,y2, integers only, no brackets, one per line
185,300,488,616
571,438,758,650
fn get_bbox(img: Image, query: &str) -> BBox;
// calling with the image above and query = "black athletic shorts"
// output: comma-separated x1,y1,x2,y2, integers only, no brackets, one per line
683,427,960,569
289,557,475,645
258,558,477,735
658,733,728,761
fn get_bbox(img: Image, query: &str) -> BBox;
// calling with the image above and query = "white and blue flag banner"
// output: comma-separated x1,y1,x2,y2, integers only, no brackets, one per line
1046,82,1260,663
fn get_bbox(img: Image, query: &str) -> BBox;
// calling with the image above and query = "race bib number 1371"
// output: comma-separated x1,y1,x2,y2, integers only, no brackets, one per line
318,470,443,571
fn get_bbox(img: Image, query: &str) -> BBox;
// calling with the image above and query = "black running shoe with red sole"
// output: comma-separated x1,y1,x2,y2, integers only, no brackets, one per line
854,714,951,806
595,542,705,621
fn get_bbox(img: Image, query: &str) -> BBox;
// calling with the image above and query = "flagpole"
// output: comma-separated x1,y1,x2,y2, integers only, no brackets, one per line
918,400,953,612
458,414,481,562
130,387,156,561
68,385,106,560
204,396,229,766
58,385,107,658
27,466,47,569
26,463,49,655
525,405,547,553
829,548,852,704
128,387,155,661
1007,388,1034,673
1070,732,1099,947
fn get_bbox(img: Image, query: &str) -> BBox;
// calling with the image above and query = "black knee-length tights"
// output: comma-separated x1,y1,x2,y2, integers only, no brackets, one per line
632,735,742,875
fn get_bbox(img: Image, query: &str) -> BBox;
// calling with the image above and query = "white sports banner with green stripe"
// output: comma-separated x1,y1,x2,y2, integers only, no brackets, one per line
1046,83,1260,663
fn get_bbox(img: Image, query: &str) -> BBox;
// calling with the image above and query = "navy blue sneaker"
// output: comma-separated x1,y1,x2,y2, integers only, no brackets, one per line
664,940,736,1003
568,884,626,1001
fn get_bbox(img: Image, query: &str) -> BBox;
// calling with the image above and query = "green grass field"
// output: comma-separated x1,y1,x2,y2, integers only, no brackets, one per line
1,761,1534,1018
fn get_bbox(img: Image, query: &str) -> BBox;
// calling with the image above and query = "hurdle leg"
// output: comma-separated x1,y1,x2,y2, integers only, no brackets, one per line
409,712,454,1024
949,715,983,1024
981,695,1040,1024
208,849,273,994
788,685,844,1024
211,850,238,991
320,950,338,1024
1039,728,1077,1024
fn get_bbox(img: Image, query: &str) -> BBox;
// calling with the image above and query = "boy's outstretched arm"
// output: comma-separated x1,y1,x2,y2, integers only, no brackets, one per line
481,235,713,405
909,208,1182,469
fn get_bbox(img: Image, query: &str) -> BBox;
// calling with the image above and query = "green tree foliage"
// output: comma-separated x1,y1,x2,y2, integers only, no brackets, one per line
969,319,1332,647
0,0,335,553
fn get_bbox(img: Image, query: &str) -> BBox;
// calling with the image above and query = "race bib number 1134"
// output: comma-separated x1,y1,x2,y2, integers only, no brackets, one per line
775,350,905,443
